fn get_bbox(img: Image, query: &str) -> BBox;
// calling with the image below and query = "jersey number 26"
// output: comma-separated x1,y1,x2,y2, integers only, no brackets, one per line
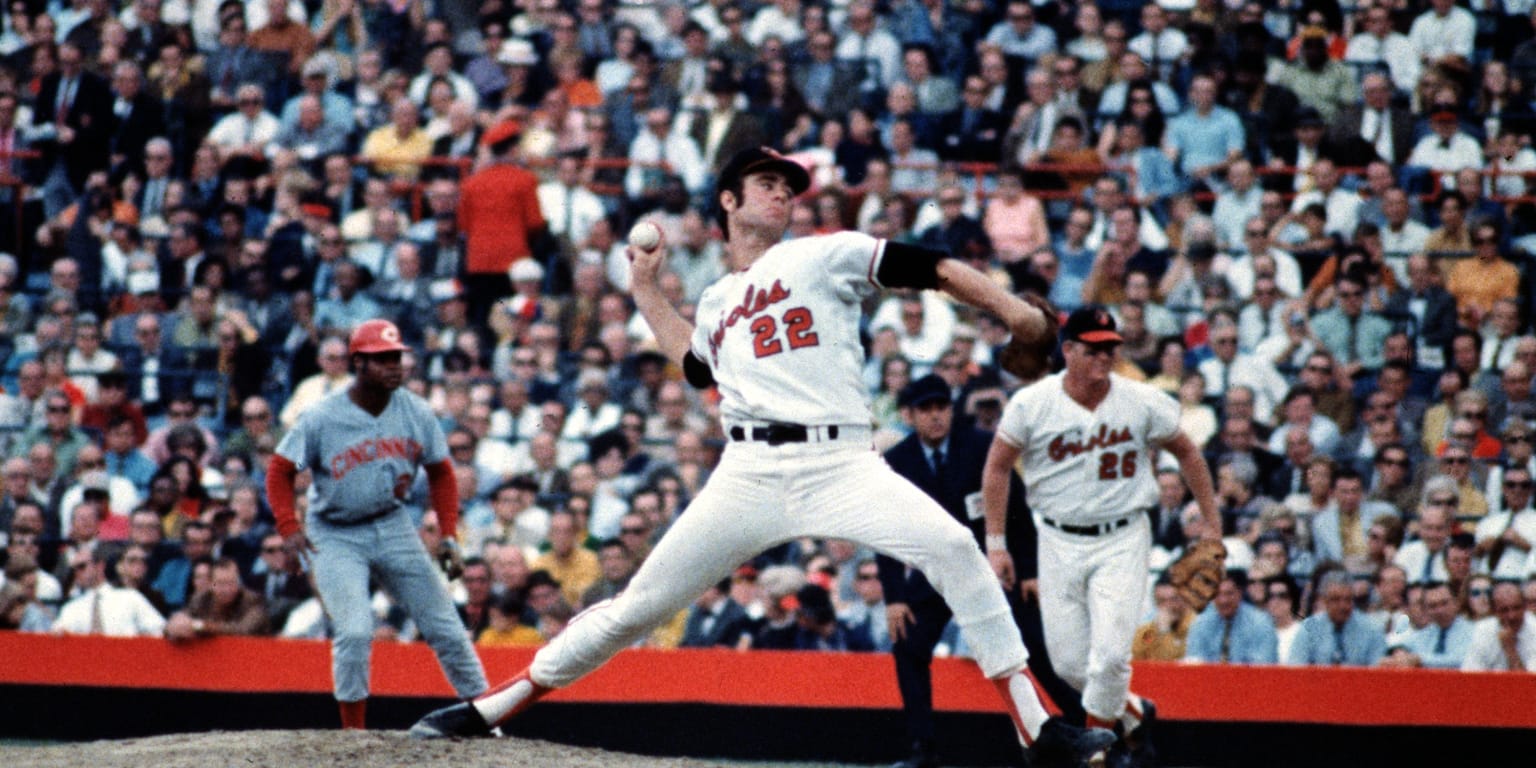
1098,450,1138,481
750,307,820,358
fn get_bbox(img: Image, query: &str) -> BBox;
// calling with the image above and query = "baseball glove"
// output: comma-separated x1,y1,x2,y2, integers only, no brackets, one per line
996,293,1060,383
1167,540,1228,612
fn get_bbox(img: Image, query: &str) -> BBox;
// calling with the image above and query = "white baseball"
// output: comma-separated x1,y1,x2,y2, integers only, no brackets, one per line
628,221,662,251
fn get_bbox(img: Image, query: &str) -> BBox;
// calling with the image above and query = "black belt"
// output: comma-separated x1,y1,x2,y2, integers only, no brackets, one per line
728,423,837,446
319,504,397,527
1041,511,1145,537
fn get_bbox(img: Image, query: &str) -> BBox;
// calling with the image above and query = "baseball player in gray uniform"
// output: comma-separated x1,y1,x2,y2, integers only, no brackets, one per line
267,319,487,729
982,308,1221,767
409,148,1113,766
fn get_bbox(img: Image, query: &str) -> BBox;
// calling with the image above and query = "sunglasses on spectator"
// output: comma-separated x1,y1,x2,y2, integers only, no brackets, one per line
621,527,649,536
1505,480,1535,488
1460,410,1487,419
1429,496,1459,505
1376,458,1410,467
1440,456,1470,465
1469,587,1492,598
1507,435,1534,444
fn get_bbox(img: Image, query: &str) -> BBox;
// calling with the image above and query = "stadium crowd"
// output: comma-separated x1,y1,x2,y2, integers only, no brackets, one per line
0,0,1534,675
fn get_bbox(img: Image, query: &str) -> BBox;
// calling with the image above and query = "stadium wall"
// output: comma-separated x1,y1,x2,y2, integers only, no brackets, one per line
1,633,1533,766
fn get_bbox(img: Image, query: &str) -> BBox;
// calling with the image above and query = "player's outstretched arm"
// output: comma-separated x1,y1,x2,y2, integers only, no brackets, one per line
982,435,1024,589
934,257,1047,341
1162,431,1222,542
626,235,695,365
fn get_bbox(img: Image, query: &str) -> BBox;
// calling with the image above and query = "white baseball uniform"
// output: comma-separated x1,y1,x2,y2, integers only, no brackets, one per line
526,231,1032,688
996,372,1180,722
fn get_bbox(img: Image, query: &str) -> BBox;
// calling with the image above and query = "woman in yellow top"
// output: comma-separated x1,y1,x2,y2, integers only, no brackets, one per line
1445,220,1521,325
476,592,546,648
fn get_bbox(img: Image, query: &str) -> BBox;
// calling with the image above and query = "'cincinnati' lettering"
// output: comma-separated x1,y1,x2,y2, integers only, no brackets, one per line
330,437,424,479
707,279,792,361
1047,425,1133,462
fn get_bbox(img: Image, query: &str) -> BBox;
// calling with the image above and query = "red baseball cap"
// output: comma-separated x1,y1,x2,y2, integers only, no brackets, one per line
349,319,409,355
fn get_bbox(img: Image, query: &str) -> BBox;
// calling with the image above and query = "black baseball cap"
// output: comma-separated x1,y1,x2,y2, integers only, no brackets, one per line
1062,307,1123,344
898,374,952,408
715,146,811,198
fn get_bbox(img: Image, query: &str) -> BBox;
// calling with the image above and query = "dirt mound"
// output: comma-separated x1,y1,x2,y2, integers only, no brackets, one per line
2,730,729,768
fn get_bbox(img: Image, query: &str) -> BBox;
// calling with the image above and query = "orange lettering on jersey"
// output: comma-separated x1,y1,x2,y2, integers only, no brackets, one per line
329,437,425,479
707,279,793,362
1047,425,1133,462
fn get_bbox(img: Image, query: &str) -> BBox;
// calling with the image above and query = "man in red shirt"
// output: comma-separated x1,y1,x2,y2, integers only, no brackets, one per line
458,120,547,326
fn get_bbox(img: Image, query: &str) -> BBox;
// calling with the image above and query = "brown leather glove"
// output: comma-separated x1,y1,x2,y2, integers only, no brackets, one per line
1167,539,1228,612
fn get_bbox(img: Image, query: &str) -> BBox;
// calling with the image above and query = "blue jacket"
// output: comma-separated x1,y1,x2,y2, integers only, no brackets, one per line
1288,612,1387,666
1186,602,1279,664
1404,616,1474,669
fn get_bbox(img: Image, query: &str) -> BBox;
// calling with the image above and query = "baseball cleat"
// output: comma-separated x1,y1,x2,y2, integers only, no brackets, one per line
1026,717,1118,768
407,701,493,739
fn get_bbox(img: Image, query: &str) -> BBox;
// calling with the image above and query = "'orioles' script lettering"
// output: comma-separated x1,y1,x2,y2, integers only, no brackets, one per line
1047,425,1133,462
708,280,792,360
331,437,424,479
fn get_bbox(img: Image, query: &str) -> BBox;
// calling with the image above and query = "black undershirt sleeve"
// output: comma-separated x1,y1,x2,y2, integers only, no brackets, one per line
682,351,716,389
876,241,948,290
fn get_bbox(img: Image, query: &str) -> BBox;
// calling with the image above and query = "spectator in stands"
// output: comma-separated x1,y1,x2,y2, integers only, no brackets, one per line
984,1,1056,61
530,509,598,608
624,105,705,201
244,531,309,630
935,73,1006,164
1310,273,1393,380
52,545,165,637
1485,419,1536,516
1163,73,1242,187
14,390,91,479
680,575,753,648
475,586,539,647
1461,581,1536,671
1199,318,1289,422
1344,9,1420,98
1132,578,1194,661
1435,425,1493,514
206,83,279,163
580,538,633,610
277,337,352,429
1408,114,1484,194
360,97,430,180
1383,582,1472,669
1287,570,1387,666
1276,27,1358,126
1408,0,1476,74
1447,221,1522,325
1396,485,1456,585
247,0,315,76
165,557,266,639
1186,570,1278,664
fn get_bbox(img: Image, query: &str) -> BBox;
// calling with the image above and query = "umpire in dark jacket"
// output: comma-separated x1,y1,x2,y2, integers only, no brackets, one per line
878,375,1080,768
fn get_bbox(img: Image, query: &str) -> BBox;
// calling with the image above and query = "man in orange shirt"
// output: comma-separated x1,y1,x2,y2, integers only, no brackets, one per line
458,120,547,326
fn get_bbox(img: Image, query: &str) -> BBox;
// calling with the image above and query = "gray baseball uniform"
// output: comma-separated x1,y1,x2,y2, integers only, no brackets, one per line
277,388,486,703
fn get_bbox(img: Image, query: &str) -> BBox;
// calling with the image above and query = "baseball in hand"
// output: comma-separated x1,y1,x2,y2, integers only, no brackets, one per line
628,221,662,251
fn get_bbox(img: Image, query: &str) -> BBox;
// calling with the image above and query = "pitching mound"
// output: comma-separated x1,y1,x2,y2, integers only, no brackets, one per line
5,730,731,768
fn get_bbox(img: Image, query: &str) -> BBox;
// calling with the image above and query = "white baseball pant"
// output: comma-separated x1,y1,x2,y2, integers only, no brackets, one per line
1035,513,1151,722
529,438,1029,687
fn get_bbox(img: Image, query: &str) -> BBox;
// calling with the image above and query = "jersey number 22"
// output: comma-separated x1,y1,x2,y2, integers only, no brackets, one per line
751,307,820,358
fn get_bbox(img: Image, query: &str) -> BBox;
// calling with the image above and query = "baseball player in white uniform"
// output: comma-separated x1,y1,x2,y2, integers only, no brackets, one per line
410,147,1114,765
983,307,1221,767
